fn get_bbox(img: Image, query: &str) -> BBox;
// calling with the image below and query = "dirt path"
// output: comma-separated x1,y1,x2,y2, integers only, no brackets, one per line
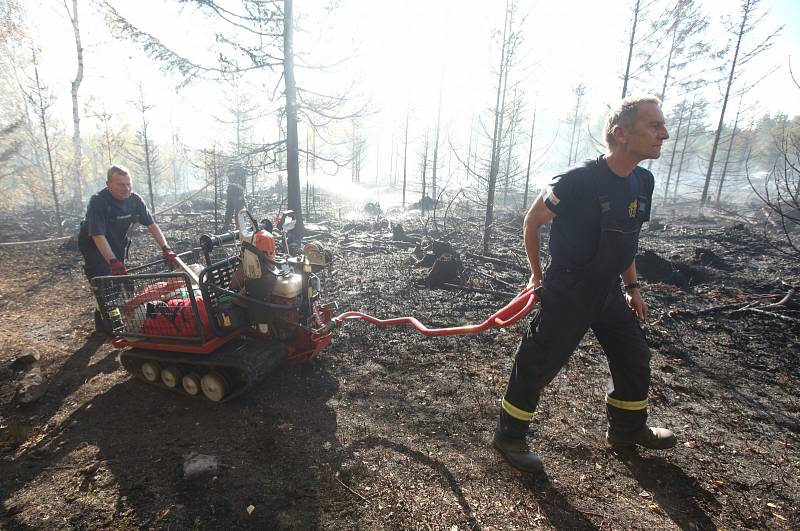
1,215,798,530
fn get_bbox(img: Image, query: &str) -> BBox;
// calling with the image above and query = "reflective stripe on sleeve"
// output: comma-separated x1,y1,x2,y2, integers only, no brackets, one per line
501,398,535,421
605,394,648,411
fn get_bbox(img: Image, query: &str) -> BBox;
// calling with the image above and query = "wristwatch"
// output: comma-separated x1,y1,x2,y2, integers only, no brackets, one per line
624,282,640,291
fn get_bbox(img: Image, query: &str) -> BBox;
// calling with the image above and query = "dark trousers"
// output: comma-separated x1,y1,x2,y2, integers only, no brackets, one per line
80,238,128,281
222,190,246,230
499,285,651,439
82,249,110,280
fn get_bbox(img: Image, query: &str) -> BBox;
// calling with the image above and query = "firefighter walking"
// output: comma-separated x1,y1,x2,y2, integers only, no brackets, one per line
493,96,677,474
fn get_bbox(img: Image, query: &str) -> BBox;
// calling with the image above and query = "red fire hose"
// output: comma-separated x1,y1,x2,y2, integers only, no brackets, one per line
328,286,538,337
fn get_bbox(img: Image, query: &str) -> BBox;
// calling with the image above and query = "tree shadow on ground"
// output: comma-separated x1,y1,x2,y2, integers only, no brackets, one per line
333,435,482,530
0,333,113,435
612,450,719,531
521,473,600,530
1,358,339,530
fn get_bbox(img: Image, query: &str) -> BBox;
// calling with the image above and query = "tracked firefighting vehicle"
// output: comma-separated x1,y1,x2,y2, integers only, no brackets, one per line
92,210,333,402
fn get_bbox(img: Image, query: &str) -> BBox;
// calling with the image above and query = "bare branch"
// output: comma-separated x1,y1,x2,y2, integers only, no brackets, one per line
790,56,800,90
180,0,283,37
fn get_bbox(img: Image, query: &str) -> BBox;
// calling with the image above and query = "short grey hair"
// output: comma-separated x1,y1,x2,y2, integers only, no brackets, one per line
604,95,661,148
106,164,130,182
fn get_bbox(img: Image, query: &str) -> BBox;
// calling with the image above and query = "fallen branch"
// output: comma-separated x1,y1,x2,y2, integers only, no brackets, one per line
720,302,756,315
764,289,795,309
441,282,517,298
464,252,527,273
737,307,800,323
334,476,371,503
153,181,215,216
389,240,417,248
663,302,745,318
471,267,516,291
0,235,73,247
655,303,753,324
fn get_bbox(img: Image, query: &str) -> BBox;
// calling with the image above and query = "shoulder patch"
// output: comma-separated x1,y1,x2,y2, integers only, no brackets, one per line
547,189,560,206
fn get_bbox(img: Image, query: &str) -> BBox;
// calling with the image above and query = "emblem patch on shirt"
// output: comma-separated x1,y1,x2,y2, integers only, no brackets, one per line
628,200,638,218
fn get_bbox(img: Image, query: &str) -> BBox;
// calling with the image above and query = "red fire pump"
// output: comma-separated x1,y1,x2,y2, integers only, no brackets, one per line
93,210,537,402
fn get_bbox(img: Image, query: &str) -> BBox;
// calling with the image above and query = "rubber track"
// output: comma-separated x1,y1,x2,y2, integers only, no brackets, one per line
120,337,288,402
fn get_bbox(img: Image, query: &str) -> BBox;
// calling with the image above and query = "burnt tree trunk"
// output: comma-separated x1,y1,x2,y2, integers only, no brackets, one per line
673,99,696,200
431,79,442,206
483,1,511,256
701,0,750,205
502,90,519,205
33,63,63,236
402,109,409,207
621,0,640,98
523,104,536,208
661,99,686,204
68,0,84,211
283,0,304,238
715,97,742,205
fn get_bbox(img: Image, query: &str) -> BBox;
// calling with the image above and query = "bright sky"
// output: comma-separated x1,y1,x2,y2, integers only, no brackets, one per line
22,0,800,176
329,0,800,124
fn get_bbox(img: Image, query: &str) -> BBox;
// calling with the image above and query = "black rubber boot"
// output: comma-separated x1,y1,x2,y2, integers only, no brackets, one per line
94,309,112,336
492,432,544,473
606,426,677,450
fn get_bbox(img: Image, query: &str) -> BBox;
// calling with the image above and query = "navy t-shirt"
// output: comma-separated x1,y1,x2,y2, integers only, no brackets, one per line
78,189,154,258
542,156,654,269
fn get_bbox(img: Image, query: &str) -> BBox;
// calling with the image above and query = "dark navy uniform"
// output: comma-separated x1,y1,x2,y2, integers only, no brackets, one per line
78,189,154,279
499,155,655,438
222,166,247,231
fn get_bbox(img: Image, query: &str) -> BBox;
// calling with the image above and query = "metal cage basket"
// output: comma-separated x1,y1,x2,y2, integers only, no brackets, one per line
92,271,211,343
198,256,244,337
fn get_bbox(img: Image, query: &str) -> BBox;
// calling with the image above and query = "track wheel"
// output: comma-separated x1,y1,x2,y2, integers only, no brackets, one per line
141,361,161,383
182,373,202,396
160,366,183,388
201,371,230,402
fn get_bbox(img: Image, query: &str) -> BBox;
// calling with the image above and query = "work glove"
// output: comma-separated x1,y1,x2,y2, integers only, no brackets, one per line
162,246,178,269
109,259,127,276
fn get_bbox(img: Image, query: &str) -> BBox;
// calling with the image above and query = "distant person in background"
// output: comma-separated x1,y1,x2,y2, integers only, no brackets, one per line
78,165,176,280
492,96,675,474
222,163,247,231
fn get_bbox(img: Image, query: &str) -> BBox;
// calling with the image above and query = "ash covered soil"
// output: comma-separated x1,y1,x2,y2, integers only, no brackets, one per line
0,209,798,530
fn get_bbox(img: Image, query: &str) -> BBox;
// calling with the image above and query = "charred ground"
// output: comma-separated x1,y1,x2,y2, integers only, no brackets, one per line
0,207,798,530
